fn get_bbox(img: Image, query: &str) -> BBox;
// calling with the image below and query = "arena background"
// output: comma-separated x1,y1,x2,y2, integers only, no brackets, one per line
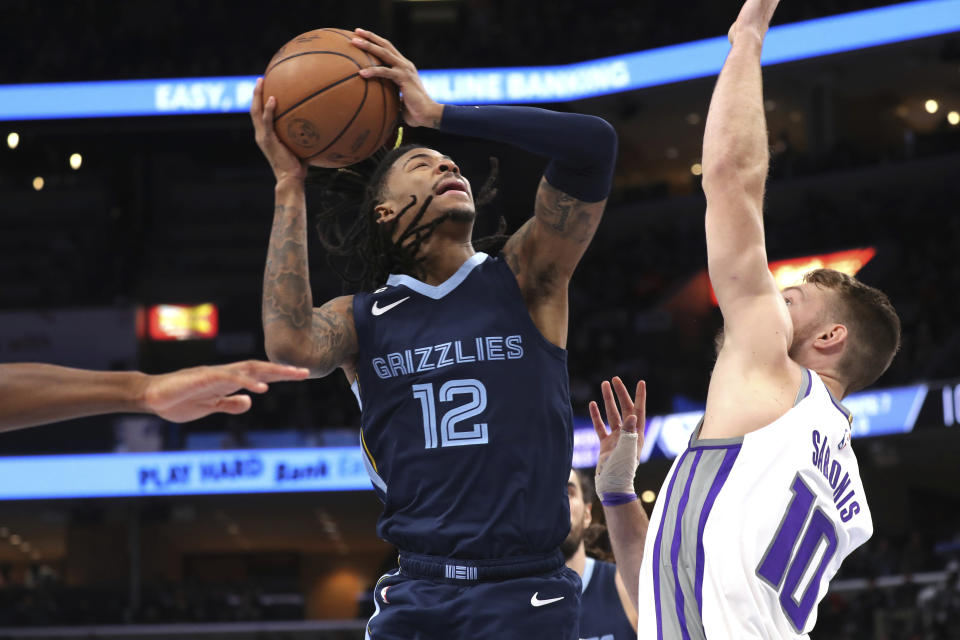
1,1,959,638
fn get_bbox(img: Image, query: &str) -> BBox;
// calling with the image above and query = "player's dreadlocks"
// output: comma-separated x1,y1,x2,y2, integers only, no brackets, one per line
310,144,506,292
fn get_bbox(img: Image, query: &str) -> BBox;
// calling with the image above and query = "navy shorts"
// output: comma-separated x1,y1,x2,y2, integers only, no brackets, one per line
365,565,582,640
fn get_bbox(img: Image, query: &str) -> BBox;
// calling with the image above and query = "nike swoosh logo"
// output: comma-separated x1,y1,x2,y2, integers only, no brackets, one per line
530,592,565,607
371,297,410,316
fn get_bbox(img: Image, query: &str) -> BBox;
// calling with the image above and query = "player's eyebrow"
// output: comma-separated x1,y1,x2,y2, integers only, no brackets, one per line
403,153,452,170
783,286,805,298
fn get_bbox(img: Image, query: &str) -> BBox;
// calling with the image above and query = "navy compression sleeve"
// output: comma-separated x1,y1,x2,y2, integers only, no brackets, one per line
439,105,617,203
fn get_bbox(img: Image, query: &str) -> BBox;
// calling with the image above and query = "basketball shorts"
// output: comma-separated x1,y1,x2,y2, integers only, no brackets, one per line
365,551,581,640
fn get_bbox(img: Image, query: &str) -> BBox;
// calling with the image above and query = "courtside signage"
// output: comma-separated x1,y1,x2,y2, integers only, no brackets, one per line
0,382,936,499
0,0,957,120
0,447,370,500
573,383,932,467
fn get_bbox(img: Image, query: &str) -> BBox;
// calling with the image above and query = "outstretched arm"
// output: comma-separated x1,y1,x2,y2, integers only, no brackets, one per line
252,78,359,376
592,377,649,609
703,0,790,353
0,361,308,431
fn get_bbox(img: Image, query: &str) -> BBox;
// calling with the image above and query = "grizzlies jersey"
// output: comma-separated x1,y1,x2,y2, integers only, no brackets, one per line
352,253,574,560
579,558,635,640
636,369,873,639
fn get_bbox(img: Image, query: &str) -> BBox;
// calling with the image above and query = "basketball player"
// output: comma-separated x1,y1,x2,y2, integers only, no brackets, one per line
251,28,617,640
0,360,308,430
564,468,637,640
594,0,902,637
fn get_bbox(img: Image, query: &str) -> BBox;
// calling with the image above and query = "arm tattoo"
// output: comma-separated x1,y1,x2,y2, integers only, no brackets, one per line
263,204,356,373
534,178,598,244
263,205,312,331
307,302,356,375
502,219,533,278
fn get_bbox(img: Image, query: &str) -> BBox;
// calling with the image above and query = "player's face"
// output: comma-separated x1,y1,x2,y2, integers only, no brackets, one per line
785,283,830,357
561,469,592,559
567,469,586,529
379,147,476,241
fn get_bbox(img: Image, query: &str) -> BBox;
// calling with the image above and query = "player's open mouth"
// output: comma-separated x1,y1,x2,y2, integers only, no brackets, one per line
435,178,469,196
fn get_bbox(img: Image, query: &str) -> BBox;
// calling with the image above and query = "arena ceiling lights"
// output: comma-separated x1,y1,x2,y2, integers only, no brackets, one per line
0,0,958,120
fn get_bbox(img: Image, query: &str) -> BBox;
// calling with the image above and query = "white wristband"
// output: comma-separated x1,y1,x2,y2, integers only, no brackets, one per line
595,430,639,497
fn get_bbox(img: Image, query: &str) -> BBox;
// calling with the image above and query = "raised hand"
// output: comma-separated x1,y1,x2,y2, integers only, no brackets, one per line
142,360,309,423
729,0,781,45
250,77,308,184
591,377,646,498
590,377,647,467
351,28,444,129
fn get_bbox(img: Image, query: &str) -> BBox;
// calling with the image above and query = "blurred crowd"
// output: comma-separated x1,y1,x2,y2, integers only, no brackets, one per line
0,575,303,626
2,532,960,640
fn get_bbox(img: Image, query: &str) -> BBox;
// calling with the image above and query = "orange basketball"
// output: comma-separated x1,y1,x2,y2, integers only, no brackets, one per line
262,28,400,168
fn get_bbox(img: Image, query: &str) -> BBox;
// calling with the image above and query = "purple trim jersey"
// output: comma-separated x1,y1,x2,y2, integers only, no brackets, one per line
636,369,873,639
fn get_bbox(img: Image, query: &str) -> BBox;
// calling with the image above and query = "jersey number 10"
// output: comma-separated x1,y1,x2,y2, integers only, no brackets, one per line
756,474,839,631
412,379,489,449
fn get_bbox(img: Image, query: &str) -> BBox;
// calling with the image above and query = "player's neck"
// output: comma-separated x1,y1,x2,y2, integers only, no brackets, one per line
815,370,847,400
792,352,849,399
418,237,476,286
565,543,587,577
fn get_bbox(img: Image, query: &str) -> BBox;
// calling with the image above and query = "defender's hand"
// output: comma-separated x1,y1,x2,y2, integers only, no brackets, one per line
250,77,308,184
141,360,309,423
591,377,646,497
728,0,781,45
351,28,444,129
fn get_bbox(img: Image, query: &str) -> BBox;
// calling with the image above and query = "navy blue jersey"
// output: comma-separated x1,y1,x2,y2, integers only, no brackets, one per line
351,253,574,560
579,558,635,640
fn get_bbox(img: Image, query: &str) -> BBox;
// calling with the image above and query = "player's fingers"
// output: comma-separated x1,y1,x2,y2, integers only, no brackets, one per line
250,77,263,120
589,401,608,440
354,28,403,59
359,66,404,83
211,372,269,395
233,375,269,394
635,380,647,426
215,395,253,415
351,37,403,68
612,376,634,415
262,95,278,126
241,361,310,383
622,414,638,434
601,380,622,431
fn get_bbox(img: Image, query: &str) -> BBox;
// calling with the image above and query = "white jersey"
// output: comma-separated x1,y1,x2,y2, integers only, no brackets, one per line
636,369,873,639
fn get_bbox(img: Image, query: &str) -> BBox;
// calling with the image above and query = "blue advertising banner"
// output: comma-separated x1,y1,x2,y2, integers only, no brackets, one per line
0,448,371,500
573,383,931,468
0,0,957,120
0,383,936,498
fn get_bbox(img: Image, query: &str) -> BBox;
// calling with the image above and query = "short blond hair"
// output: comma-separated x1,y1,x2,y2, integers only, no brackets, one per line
804,269,901,393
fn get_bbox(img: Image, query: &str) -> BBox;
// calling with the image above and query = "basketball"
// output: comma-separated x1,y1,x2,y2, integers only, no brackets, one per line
262,28,400,168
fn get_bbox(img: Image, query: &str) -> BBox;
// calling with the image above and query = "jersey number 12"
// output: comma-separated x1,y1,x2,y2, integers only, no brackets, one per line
412,379,488,449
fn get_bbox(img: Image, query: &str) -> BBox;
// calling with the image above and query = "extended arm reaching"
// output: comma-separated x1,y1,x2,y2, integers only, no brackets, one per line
0,361,308,431
702,0,789,350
